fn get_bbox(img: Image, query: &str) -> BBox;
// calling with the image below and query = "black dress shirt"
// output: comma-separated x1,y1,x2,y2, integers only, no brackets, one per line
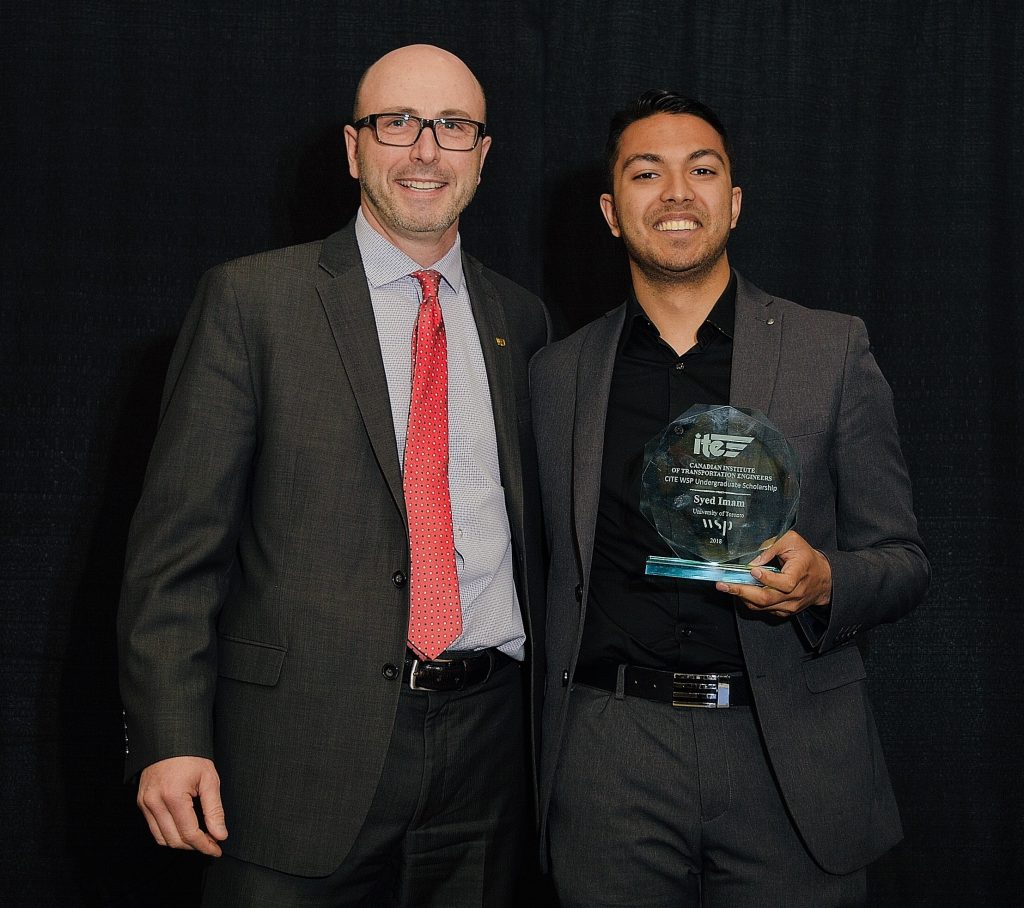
580,274,746,674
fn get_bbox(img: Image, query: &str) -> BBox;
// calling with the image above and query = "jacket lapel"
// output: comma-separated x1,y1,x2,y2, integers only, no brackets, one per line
463,257,525,547
730,272,781,415
316,224,406,520
573,305,627,583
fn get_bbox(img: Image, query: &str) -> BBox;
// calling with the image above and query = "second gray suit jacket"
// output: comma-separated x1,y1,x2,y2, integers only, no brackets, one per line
530,272,929,875
118,222,550,877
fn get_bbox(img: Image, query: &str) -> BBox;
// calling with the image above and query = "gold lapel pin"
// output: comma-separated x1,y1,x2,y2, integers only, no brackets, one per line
495,337,506,347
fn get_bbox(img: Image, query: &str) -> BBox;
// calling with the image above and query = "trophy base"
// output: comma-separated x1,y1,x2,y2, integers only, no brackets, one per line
645,556,781,586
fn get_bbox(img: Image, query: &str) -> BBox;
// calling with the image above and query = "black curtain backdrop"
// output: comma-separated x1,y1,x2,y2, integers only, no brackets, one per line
2,2,1020,905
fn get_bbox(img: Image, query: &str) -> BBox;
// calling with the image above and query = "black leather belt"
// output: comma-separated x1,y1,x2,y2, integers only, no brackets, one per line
403,649,510,691
574,663,751,709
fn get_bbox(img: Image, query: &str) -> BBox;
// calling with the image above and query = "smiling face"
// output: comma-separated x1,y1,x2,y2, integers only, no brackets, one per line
601,112,741,287
344,45,491,258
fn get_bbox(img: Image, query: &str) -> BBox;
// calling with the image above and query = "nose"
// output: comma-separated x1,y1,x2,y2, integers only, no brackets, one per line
410,123,441,164
660,171,694,204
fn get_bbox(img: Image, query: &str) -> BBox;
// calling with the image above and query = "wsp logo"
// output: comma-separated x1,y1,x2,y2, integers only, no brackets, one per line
700,517,733,532
693,432,754,459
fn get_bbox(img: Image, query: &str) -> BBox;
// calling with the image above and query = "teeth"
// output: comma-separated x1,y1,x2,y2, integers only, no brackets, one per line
400,180,444,190
656,219,698,231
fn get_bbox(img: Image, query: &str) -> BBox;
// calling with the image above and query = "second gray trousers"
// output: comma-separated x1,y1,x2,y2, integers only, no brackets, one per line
547,676,866,908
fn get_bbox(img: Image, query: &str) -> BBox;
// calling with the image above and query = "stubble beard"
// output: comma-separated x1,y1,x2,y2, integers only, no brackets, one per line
357,150,478,235
622,224,730,287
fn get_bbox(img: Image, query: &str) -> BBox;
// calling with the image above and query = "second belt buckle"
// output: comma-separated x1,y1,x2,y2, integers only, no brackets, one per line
672,672,731,708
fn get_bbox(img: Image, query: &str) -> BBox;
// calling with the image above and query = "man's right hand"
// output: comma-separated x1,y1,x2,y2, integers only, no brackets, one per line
137,756,228,857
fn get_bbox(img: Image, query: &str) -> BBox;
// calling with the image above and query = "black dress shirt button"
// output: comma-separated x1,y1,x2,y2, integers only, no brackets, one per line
675,624,693,641
381,663,400,681
574,584,583,602
392,570,407,587
675,362,685,371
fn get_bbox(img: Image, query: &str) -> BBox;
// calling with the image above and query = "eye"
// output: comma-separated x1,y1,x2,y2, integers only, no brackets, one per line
692,167,716,176
633,171,659,180
383,116,411,129
438,119,472,134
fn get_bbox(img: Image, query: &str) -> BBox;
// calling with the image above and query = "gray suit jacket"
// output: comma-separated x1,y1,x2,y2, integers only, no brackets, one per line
530,272,929,875
117,222,550,877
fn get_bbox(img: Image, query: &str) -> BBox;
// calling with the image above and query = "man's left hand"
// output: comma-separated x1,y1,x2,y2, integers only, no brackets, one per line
715,530,832,618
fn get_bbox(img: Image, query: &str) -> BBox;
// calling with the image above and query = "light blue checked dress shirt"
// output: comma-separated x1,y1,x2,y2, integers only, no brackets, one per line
355,211,525,660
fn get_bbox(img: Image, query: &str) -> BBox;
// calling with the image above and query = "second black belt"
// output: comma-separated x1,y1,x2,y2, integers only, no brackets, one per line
574,662,752,709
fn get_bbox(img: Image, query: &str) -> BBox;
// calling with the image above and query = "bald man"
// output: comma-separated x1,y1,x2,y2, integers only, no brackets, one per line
118,45,550,905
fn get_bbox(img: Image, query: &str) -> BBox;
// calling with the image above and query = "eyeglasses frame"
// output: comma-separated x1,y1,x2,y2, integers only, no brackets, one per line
352,112,487,151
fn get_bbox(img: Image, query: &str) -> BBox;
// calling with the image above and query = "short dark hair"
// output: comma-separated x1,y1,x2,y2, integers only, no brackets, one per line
605,90,733,190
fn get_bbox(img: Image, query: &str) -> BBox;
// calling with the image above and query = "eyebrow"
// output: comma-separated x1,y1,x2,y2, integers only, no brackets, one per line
621,148,727,170
379,106,476,119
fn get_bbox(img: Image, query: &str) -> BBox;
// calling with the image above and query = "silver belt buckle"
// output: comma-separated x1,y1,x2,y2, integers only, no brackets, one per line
408,658,426,690
408,655,464,691
408,656,451,690
672,672,731,708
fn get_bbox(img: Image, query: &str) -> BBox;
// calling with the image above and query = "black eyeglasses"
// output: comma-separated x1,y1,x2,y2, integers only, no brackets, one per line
353,113,487,151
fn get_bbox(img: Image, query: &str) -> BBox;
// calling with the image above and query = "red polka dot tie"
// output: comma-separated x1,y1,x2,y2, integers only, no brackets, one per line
404,270,462,661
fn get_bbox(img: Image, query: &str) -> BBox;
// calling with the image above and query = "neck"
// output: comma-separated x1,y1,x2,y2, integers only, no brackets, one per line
630,255,731,355
359,202,459,268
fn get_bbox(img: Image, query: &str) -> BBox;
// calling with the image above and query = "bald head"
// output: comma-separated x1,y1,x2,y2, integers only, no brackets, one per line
353,45,486,122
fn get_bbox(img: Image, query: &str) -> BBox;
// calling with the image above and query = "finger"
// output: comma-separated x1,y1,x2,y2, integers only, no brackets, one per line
166,790,222,855
754,529,802,562
716,576,807,617
137,798,169,847
751,596,795,614
751,565,798,595
198,772,229,842
191,831,224,857
144,794,192,850
775,529,804,549
139,780,189,849
716,580,777,608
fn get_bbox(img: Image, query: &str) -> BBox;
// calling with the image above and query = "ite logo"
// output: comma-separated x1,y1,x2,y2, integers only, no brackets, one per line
693,432,754,459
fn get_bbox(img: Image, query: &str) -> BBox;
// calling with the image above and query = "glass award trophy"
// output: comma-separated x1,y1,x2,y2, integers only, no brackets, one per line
640,404,800,586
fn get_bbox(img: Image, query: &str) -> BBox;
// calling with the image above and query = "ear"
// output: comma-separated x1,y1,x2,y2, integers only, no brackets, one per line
476,134,492,185
599,193,621,237
343,125,360,180
730,185,742,228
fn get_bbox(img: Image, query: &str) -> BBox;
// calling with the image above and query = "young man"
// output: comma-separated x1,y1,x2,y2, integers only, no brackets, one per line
532,90,929,906
118,45,549,906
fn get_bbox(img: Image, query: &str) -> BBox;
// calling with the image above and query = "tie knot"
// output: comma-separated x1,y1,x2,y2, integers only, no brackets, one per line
411,269,442,303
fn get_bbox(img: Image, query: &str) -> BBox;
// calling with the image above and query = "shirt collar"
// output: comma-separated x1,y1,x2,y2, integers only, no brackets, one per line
704,271,737,340
354,208,465,294
621,270,737,352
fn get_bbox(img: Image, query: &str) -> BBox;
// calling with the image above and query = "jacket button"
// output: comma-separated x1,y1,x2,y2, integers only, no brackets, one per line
574,584,583,602
382,663,400,680
392,570,407,587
